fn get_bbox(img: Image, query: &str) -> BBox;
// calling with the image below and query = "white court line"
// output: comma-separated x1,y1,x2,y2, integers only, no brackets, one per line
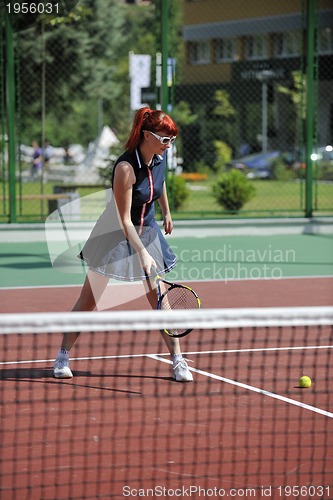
2,346,333,419
184,344,333,355
147,354,333,420
1,344,332,367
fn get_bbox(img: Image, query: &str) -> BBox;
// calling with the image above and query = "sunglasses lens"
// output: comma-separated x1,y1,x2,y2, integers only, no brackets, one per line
161,137,176,145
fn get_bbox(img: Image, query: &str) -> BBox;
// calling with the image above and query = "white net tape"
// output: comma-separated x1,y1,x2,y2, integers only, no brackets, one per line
0,306,332,334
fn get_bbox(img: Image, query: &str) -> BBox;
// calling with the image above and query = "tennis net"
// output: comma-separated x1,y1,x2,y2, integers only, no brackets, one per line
0,307,332,500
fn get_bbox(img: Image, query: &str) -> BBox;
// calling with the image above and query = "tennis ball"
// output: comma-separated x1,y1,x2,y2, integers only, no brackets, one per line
299,375,312,388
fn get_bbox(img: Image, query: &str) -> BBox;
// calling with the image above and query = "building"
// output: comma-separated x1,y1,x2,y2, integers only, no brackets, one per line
178,0,333,165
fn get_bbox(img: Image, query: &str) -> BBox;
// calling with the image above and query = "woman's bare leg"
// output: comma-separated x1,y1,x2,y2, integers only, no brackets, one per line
143,278,181,356
60,270,110,351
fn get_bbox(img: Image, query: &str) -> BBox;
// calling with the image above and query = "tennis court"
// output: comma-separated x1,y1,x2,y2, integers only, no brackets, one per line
0,221,332,499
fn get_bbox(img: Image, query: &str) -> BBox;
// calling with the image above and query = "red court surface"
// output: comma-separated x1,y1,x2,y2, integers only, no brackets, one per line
0,276,332,313
0,278,332,499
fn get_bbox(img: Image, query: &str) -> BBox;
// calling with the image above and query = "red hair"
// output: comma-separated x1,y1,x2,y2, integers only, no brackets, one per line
125,107,178,152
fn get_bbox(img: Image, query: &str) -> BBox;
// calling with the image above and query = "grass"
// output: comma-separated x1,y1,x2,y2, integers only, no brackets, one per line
1,178,333,223
0,181,106,222
172,178,333,217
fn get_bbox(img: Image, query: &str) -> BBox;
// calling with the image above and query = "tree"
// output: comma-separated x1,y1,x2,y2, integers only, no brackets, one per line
277,71,306,150
17,0,170,146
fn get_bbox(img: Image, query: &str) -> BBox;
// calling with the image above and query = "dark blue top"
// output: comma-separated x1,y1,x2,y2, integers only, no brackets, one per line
112,148,166,227
78,147,176,280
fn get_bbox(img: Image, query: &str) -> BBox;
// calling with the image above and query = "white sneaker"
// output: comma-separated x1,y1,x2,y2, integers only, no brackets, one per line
172,357,193,382
53,355,73,379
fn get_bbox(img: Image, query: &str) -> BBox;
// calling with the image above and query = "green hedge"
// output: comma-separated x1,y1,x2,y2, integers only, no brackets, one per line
212,169,256,212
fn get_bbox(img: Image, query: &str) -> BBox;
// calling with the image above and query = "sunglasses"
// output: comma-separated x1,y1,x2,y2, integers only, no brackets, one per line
145,130,176,145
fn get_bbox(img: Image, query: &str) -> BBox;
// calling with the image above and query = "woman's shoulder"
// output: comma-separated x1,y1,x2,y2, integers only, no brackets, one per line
115,149,136,167
112,150,137,186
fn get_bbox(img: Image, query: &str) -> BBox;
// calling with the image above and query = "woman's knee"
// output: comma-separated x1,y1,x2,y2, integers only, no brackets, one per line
73,293,97,311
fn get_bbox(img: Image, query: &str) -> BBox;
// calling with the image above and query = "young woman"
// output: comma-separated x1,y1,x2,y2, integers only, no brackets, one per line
53,107,193,382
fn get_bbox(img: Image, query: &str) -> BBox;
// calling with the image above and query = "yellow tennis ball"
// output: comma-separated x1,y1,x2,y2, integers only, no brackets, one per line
299,376,312,388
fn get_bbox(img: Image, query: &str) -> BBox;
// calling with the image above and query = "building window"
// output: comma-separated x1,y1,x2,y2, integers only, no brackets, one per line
216,38,237,62
319,28,333,54
274,31,300,58
188,41,211,64
244,35,268,60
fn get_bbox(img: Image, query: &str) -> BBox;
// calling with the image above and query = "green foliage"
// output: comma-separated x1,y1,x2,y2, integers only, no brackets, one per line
180,89,237,171
270,160,297,181
167,175,190,211
277,71,306,148
17,0,179,147
212,169,256,212
171,101,198,127
214,89,236,118
277,71,306,121
316,162,333,181
213,140,232,172
48,5,92,25
154,0,183,69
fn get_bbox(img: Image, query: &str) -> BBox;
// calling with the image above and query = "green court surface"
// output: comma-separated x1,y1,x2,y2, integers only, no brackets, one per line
0,228,332,289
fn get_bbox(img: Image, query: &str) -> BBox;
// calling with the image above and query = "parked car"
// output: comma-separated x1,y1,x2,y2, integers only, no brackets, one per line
292,145,333,171
314,145,333,163
228,151,281,179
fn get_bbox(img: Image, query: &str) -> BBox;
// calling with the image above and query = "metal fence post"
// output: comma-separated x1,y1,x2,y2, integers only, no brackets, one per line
160,0,168,113
305,0,315,218
160,0,171,199
5,12,16,223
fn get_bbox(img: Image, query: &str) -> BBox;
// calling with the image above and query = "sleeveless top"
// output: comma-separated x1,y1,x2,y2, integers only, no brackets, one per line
78,148,177,281
112,148,166,230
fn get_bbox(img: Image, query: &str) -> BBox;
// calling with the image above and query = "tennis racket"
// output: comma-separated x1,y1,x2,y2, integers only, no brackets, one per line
151,272,201,337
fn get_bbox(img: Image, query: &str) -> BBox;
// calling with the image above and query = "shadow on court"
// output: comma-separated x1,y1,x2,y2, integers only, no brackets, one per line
0,367,171,383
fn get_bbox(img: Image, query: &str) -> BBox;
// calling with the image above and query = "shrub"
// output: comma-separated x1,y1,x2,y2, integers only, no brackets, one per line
213,140,233,172
316,161,333,181
212,169,256,212
167,175,190,211
271,160,297,181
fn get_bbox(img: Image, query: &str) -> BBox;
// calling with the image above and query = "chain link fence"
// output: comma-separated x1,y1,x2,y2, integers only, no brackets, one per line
176,0,333,217
1,0,333,222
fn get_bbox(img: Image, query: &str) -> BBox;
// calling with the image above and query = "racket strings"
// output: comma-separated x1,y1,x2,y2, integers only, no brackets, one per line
161,287,199,336
161,287,198,310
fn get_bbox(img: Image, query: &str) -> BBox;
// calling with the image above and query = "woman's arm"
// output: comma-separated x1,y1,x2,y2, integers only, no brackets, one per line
157,182,173,235
113,161,156,274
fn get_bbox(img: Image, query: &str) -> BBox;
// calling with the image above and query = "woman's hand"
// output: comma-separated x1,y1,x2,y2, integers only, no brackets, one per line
158,183,173,235
139,249,157,276
163,212,173,235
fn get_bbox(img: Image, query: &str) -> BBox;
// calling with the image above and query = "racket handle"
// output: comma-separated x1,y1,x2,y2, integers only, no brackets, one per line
144,268,159,280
